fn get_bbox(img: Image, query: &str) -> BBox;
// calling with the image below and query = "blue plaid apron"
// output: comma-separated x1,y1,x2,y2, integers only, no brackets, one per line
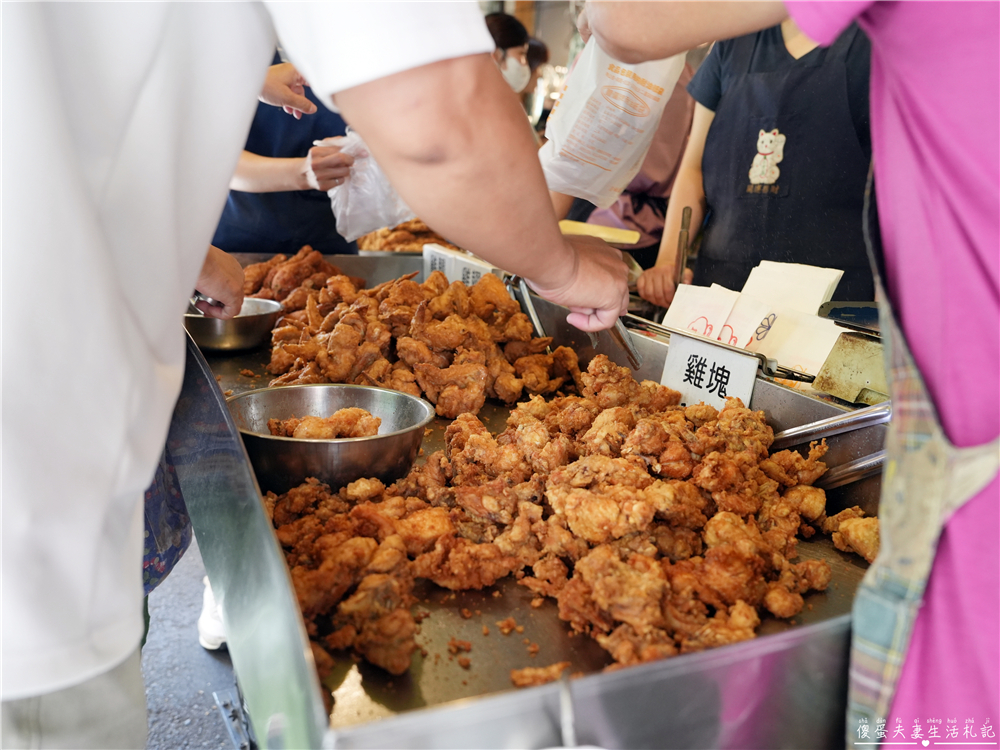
846,167,999,742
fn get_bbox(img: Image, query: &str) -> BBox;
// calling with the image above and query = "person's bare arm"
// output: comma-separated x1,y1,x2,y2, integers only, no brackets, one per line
229,144,353,193
334,54,629,331
550,191,576,221
637,103,715,308
587,1,787,63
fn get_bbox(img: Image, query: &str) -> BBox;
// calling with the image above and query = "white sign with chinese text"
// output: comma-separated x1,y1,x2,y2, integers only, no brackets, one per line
661,330,759,409
422,244,502,286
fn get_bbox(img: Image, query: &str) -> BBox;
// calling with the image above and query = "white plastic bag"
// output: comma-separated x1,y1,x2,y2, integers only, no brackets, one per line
539,38,686,208
326,129,415,242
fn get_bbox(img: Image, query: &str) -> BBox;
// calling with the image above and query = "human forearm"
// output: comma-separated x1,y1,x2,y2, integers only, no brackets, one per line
230,151,310,192
551,191,576,221
335,55,575,290
587,1,787,63
654,167,706,270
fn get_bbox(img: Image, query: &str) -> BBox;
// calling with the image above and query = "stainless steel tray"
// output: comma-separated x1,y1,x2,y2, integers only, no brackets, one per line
185,255,882,749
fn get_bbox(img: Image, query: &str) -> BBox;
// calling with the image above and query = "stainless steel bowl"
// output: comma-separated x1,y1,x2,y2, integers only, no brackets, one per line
184,298,283,351
227,384,436,494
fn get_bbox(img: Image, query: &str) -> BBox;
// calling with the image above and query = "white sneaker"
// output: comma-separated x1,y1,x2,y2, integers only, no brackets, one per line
198,576,227,650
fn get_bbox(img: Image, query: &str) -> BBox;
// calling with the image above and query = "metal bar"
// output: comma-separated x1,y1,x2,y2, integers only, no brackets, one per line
771,402,892,451
816,450,886,490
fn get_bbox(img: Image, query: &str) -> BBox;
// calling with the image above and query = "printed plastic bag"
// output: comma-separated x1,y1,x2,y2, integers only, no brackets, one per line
539,38,686,208
327,129,415,242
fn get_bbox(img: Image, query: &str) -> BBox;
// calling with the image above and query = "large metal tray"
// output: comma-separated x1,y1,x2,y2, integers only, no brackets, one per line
186,255,882,749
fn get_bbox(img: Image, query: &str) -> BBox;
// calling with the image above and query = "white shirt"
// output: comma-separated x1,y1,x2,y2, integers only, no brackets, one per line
1,1,492,701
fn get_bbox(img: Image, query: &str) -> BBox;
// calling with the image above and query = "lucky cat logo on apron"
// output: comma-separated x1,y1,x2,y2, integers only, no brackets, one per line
749,128,786,189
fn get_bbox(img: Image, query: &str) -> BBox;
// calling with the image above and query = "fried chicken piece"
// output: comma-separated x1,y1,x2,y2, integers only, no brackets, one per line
486,344,524,404
574,546,668,632
684,403,719,428
579,407,638,457
551,346,586,394
756,495,801,559
650,524,703,561
510,662,571,688
555,577,615,635
409,301,471,352
581,354,640,409
289,535,378,619
546,456,658,543
596,624,678,665
518,555,570,598
469,272,520,321
395,336,451,369
821,506,866,534
621,416,696,479
268,247,335,301
413,361,488,418
244,254,287,295
385,361,423,398
515,354,563,396
504,337,552,364
763,559,832,619
782,484,827,524
532,514,591,562
680,601,760,653
416,268,447,296
268,407,381,439
759,441,829,487
411,533,521,590
644,479,709,529
697,398,774,460
428,280,472,319
634,380,683,413
832,516,880,563
543,396,602,438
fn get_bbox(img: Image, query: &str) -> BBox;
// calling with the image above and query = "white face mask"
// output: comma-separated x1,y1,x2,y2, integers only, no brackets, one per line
500,54,531,93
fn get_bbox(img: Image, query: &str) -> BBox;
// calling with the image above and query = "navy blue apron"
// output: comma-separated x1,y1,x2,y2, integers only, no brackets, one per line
696,26,874,301
212,53,356,256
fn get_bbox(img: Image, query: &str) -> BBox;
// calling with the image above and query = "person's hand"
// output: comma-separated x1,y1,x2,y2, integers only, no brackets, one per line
636,264,693,308
525,235,630,332
303,137,354,191
194,246,244,319
259,62,317,120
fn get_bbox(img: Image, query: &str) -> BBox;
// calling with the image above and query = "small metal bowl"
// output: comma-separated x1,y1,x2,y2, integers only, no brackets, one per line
184,298,283,352
227,384,436,494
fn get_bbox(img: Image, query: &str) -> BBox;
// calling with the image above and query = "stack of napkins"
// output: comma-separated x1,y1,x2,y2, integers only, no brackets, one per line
741,261,843,316
661,261,845,376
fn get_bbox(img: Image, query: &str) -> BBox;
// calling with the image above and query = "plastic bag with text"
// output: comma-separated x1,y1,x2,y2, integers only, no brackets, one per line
539,38,685,208
327,129,415,242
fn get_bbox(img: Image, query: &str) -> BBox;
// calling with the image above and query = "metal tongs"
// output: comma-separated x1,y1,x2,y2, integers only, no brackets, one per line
508,275,643,371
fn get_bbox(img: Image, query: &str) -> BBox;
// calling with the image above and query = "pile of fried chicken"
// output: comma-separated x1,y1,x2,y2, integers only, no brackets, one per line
357,218,463,253
263,354,880,685
253,255,582,418
267,407,381,440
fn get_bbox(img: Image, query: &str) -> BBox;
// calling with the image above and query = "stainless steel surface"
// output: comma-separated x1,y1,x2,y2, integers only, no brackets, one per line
816,450,887,491
183,297,283,352
227,384,435,495
771,402,892,452
813,331,890,405
189,256,886,749
168,335,327,750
